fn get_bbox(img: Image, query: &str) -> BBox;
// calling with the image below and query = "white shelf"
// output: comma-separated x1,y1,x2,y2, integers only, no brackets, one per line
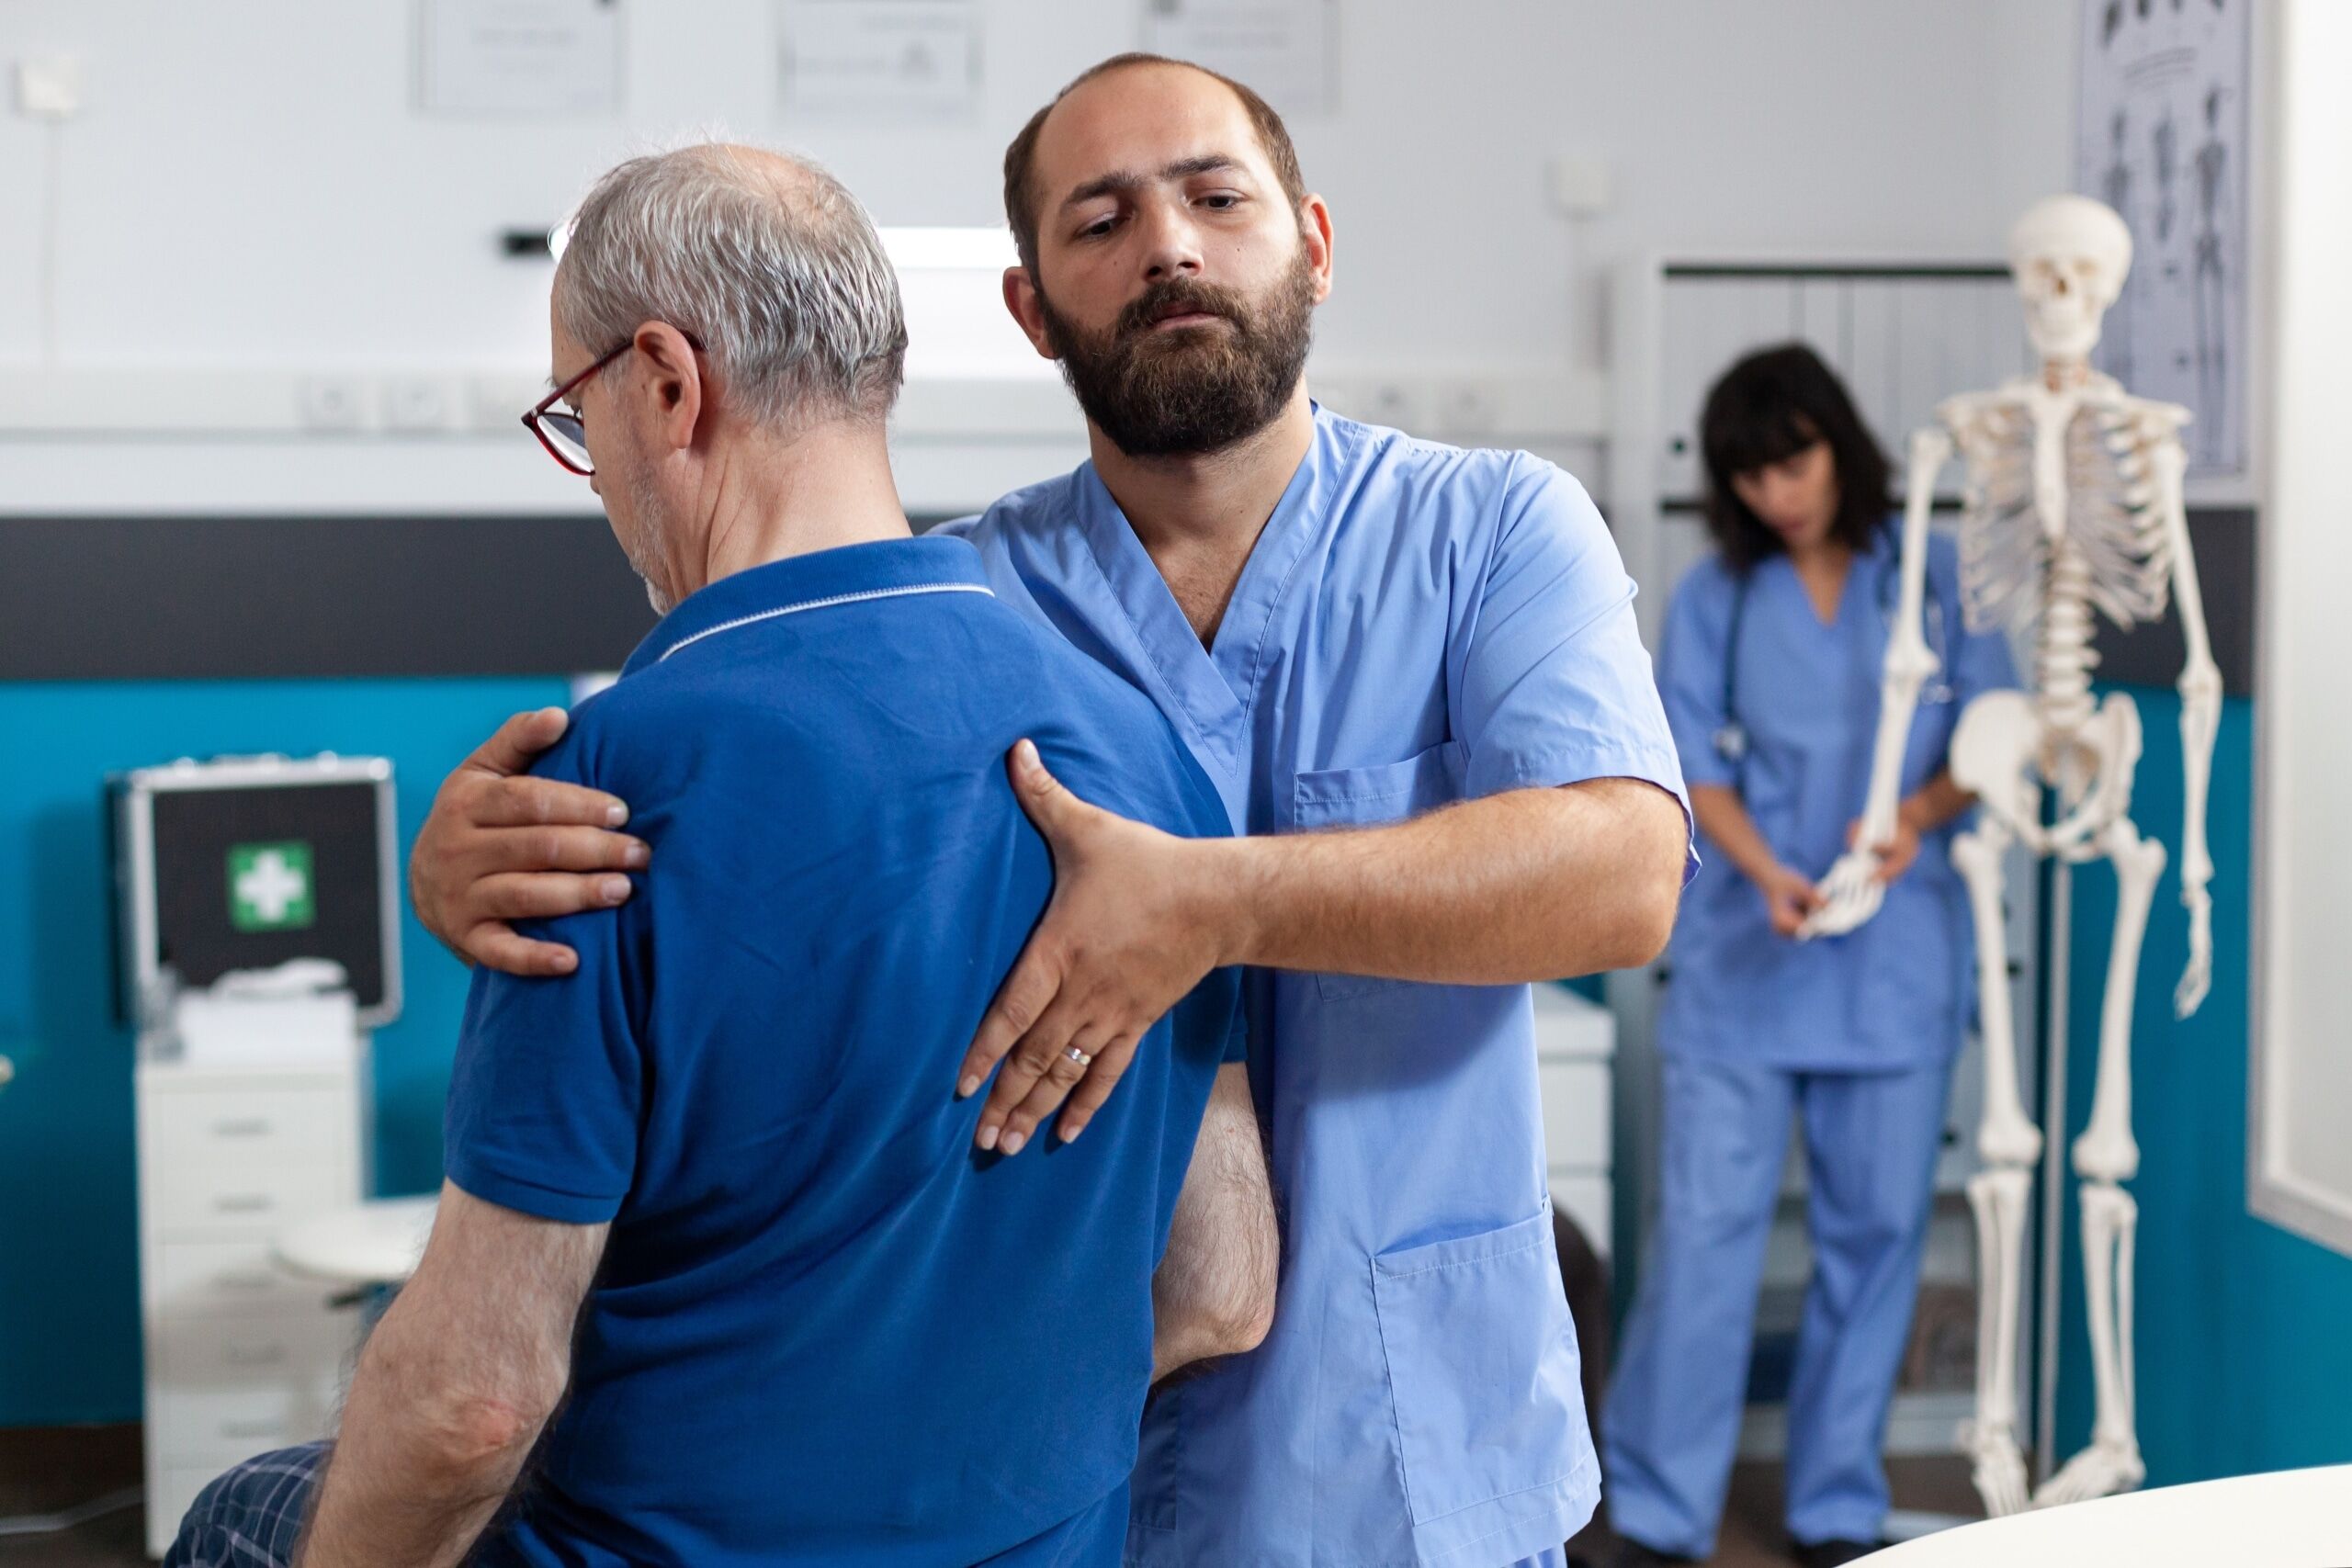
1534,986,1616,1257
136,1046,367,1556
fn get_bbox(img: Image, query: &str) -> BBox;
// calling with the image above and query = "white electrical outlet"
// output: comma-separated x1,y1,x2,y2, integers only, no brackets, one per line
1359,382,1422,432
16,55,85,120
296,378,365,432
382,378,451,432
1436,381,1498,439
468,375,544,434
1546,153,1611,219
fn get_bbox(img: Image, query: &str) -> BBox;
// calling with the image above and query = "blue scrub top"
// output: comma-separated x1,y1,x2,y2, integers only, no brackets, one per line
1656,529,2015,1070
444,538,1242,1568
944,407,1690,1568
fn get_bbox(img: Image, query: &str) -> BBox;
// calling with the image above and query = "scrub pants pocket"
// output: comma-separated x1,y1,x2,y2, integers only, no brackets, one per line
1372,1205,1585,1524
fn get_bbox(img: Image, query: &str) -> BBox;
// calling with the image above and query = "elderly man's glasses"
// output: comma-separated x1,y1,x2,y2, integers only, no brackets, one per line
520,331,705,477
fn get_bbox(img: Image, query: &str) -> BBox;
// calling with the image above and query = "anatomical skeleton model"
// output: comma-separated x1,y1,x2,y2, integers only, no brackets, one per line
1800,196,2222,1516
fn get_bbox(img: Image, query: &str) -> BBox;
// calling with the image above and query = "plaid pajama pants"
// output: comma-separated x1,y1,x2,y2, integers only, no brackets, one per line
163,1442,330,1568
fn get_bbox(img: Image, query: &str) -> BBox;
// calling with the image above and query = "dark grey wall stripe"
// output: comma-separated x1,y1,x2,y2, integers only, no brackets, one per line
1649,503,2258,697
2,509,2257,694
1662,262,2012,280
0,515,661,680
2091,506,2257,698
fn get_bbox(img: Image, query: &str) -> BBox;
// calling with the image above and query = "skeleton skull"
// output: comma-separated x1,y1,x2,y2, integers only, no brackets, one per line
2007,195,2133,364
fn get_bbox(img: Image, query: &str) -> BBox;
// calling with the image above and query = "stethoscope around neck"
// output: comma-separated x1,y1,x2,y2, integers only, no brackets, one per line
1711,529,1955,765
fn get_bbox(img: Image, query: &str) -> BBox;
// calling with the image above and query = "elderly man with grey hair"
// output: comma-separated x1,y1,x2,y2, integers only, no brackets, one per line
162,141,1273,1568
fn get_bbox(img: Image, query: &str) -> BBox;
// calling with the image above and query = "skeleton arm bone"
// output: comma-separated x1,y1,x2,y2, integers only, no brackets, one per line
1801,423,1952,937
2154,436,2220,1017
1864,426,1956,843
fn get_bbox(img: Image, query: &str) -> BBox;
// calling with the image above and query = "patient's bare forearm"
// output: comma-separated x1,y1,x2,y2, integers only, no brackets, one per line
293,1303,551,1567
1152,1064,1277,1382
295,1189,604,1568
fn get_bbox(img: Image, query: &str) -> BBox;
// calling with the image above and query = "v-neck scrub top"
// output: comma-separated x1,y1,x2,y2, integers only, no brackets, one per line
942,406,1690,1568
1654,530,2016,1072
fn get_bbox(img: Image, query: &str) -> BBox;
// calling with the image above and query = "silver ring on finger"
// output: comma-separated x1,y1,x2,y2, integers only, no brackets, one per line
1063,1044,1093,1067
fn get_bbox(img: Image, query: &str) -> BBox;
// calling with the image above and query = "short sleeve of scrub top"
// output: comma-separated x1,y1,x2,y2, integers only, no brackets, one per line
1457,460,1696,844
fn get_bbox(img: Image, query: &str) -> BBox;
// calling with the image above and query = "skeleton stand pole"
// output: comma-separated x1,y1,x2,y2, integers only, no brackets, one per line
2033,858,2071,1490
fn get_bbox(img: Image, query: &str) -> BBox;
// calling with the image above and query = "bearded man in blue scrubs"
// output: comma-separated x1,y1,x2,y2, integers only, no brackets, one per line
413,56,1692,1568
164,143,1273,1568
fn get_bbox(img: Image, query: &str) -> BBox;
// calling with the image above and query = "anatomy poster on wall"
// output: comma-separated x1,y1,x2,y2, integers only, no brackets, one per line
2075,0,2249,476
416,0,623,116
1142,0,1335,117
778,0,980,122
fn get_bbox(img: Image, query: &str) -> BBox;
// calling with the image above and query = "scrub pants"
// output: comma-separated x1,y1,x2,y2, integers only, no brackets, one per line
1603,1054,1951,1558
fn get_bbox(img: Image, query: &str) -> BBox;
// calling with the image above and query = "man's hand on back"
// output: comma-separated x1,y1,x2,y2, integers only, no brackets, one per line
411,708,650,976
956,740,1238,1156
960,745,1687,1156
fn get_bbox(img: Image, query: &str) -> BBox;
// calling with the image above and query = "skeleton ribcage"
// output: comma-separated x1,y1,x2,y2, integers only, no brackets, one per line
1951,399,2176,653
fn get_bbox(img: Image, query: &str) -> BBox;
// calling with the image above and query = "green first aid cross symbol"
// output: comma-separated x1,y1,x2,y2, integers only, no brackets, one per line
228,841,316,932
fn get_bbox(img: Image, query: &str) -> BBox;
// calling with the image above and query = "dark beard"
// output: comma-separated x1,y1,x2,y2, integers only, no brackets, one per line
1035,252,1317,458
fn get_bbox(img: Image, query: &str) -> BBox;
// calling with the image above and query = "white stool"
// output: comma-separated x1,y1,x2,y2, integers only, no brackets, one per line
275,1196,438,1292
1863,1465,2352,1566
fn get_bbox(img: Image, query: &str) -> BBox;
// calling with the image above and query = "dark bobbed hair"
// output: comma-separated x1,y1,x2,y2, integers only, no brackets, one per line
1698,343,1893,574
1002,53,1308,277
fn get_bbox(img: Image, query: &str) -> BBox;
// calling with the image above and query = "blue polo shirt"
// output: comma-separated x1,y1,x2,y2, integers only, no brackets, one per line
442,536,1243,1568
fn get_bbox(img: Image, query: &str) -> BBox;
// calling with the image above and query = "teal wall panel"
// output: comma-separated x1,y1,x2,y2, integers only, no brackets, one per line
0,679,568,1427
2054,692,2352,1483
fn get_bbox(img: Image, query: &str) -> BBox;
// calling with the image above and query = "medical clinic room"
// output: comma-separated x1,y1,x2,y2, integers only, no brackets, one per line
3,2,2347,1564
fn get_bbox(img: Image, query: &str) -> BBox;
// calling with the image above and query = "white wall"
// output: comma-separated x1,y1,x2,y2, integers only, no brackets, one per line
2251,0,2352,1258
0,0,2076,510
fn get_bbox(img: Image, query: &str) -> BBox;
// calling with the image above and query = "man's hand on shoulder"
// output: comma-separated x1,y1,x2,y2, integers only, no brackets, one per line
411,707,651,976
957,741,1242,1155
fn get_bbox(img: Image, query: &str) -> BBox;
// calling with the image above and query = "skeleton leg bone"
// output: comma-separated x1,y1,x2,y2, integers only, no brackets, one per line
1951,815,2040,1517
2037,817,2164,1507
1963,1168,2034,1517
2037,1188,2145,1506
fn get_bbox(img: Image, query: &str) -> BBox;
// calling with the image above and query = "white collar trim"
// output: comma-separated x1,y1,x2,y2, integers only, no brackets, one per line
658,581,994,663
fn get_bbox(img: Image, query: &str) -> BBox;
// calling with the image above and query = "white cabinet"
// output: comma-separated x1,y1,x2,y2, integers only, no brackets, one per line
135,1054,363,1558
1532,985,1617,1257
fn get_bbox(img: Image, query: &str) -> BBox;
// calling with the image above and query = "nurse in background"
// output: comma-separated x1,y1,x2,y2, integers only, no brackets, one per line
1602,344,2014,1568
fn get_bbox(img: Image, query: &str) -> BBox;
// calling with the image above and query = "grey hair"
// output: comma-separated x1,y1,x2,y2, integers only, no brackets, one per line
555,142,907,428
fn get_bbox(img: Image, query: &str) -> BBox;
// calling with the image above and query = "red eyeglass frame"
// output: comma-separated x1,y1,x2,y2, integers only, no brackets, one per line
521,331,706,477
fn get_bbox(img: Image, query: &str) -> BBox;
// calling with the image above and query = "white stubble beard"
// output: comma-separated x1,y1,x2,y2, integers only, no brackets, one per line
622,463,678,616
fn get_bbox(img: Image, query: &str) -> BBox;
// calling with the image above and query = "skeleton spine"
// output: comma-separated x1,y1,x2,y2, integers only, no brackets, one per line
2037,542,2099,736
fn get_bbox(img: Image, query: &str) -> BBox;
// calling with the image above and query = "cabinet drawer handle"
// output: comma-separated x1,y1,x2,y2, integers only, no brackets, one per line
223,1344,287,1369
218,1418,285,1440
213,1194,273,1214
210,1119,273,1138
217,1271,276,1292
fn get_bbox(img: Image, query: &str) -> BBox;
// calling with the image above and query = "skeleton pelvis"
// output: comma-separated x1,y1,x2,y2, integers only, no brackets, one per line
1950,689,2143,856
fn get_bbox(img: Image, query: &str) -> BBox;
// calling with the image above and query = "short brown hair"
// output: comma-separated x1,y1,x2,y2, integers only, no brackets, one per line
1001,53,1307,276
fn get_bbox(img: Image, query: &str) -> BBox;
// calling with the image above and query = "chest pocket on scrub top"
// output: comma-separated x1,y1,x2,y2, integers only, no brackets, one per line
1288,741,1464,1001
